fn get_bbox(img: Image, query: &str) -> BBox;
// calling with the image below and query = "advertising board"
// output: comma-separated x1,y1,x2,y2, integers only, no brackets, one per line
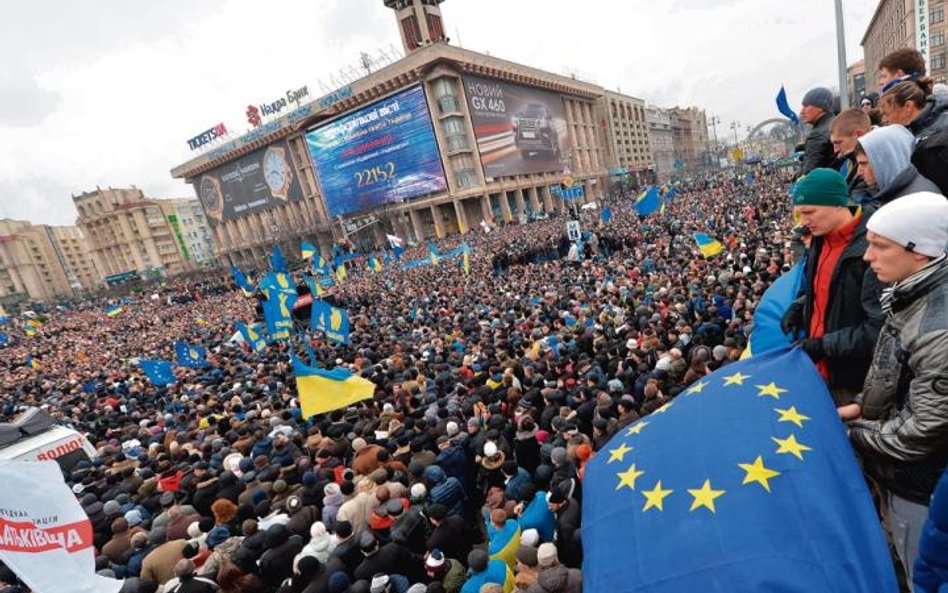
305,85,446,218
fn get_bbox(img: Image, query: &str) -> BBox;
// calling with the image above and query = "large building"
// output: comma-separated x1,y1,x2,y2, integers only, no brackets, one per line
598,90,655,186
0,220,101,303
73,187,192,283
158,198,217,266
861,0,947,90
646,106,676,181
669,107,710,171
848,60,868,106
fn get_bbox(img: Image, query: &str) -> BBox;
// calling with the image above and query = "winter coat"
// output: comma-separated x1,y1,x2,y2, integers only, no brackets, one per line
914,469,948,592
331,535,363,576
426,514,472,563
294,522,337,571
849,258,948,504
257,526,304,586
504,467,531,501
141,540,188,586
553,500,582,569
859,124,941,207
802,112,836,173
518,493,556,543
460,559,514,593
526,564,581,593
434,444,472,493
436,558,467,593
321,490,344,530
792,212,885,390
354,541,419,583
425,465,466,517
909,95,948,196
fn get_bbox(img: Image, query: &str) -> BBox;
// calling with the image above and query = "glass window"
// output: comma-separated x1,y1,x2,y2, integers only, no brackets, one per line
933,8,944,23
934,31,945,47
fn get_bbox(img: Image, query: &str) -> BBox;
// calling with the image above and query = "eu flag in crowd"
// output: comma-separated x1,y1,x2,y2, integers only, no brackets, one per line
292,354,375,419
776,85,801,126
311,299,350,344
634,186,661,216
582,348,897,593
139,359,176,387
742,260,805,359
175,340,209,368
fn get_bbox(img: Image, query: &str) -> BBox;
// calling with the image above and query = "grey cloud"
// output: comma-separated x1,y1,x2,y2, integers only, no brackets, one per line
0,77,61,127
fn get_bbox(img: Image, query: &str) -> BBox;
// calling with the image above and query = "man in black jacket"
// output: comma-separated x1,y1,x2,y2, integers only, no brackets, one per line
781,169,885,405
801,87,837,174
425,504,472,564
547,488,582,569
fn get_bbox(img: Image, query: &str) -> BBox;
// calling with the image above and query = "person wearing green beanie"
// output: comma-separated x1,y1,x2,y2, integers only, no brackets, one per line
781,168,885,406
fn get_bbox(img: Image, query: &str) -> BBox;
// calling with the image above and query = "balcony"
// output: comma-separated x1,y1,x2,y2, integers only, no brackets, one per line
437,96,461,115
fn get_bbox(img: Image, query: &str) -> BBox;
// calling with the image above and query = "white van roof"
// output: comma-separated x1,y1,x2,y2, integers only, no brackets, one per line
0,424,86,460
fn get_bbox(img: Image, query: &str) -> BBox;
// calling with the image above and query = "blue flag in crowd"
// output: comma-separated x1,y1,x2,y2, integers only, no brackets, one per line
262,289,296,342
139,359,177,387
582,348,897,593
235,321,268,354
0,316,9,325
776,85,800,126
743,260,805,358
311,299,350,344
0,333,7,346
230,265,254,295
634,186,661,216
313,254,332,277
175,340,209,368
601,206,613,223
270,244,288,273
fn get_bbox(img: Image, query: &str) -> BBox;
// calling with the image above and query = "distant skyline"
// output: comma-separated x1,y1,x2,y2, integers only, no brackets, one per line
0,0,880,226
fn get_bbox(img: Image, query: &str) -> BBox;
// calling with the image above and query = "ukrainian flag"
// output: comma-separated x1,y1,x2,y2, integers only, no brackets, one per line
336,263,348,282
26,355,38,369
301,241,317,259
293,355,375,419
26,319,42,328
368,255,382,273
105,304,123,317
487,518,521,568
428,243,440,265
693,232,723,258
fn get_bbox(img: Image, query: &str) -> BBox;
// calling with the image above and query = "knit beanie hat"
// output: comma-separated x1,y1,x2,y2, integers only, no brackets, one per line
516,545,539,567
792,169,849,207
866,192,948,258
802,86,834,113
537,543,558,567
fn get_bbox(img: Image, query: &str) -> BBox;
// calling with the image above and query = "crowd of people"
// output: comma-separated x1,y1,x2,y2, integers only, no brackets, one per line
0,45,946,593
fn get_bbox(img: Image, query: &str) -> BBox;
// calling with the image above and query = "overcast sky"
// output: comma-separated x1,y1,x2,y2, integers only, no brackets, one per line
0,0,879,226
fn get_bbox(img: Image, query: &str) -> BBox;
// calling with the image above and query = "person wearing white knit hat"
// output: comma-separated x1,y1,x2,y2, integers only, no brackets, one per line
843,191,948,582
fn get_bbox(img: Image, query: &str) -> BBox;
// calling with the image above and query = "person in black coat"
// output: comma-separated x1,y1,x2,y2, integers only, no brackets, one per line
353,532,420,582
547,488,582,570
330,521,363,576
424,504,471,564
258,524,304,587
215,471,242,504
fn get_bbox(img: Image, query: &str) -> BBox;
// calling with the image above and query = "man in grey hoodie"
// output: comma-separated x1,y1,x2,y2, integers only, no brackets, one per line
854,125,941,207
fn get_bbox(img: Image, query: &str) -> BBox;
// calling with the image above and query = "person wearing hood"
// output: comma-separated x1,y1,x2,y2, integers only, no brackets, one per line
879,77,948,196
841,193,948,582
854,124,941,207
424,464,465,518
322,482,345,531
294,521,337,571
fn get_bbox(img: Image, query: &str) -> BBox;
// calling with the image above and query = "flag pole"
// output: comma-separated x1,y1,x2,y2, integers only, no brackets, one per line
835,0,850,110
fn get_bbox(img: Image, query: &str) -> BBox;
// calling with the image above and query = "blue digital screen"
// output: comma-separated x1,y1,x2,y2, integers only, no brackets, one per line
306,85,447,218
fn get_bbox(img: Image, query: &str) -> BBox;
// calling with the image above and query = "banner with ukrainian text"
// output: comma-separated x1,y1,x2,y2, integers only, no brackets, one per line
0,461,123,593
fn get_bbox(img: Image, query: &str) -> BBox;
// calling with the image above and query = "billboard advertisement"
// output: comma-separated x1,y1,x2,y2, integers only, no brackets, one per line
305,85,446,218
463,75,570,179
192,140,303,226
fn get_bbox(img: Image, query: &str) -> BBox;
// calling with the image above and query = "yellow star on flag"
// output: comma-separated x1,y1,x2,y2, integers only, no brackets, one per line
626,421,648,436
608,443,633,463
738,455,781,492
687,479,726,513
756,382,787,399
642,480,673,512
772,434,812,461
775,406,811,428
723,372,751,386
653,401,674,414
615,464,645,491
686,380,709,395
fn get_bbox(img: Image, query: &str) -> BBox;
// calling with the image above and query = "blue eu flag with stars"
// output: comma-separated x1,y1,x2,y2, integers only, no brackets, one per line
139,359,176,387
175,340,209,368
582,348,896,593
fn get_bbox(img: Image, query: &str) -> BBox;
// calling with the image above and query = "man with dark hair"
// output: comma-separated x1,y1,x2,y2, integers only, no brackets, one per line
878,48,927,91
829,108,872,200
800,87,837,173
853,125,941,207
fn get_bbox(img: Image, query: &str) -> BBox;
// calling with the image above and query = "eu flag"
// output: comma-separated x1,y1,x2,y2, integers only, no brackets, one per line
139,359,176,387
175,340,209,368
742,260,805,358
582,348,897,593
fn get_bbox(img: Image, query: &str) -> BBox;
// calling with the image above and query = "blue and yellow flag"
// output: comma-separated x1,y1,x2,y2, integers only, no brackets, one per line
175,340,209,368
262,289,296,342
336,263,348,282
26,355,39,369
742,261,805,359
313,255,331,276
231,265,255,296
634,186,661,216
24,326,37,337
236,321,268,353
428,243,440,265
368,255,382,273
582,348,897,593
292,355,375,419
305,276,326,298
139,359,176,387
693,232,723,258
311,299,350,344
301,241,317,260
105,304,123,317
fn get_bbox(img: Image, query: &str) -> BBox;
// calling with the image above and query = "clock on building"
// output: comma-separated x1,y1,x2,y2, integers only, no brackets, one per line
198,175,224,222
263,145,293,201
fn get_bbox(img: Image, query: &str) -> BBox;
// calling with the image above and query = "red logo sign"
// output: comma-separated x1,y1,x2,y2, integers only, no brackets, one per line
246,105,261,128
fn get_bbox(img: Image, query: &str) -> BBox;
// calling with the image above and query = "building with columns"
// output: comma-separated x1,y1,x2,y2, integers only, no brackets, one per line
598,90,655,187
861,0,947,90
170,0,660,266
